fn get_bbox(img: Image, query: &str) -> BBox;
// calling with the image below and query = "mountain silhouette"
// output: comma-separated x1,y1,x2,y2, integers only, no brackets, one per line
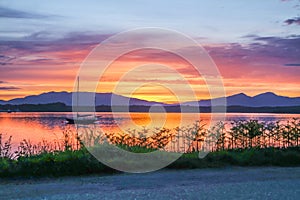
182,92,300,107
0,91,300,107
0,91,164,106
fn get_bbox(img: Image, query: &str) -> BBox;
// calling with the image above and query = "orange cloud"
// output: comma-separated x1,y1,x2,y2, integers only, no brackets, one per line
1,33,300,101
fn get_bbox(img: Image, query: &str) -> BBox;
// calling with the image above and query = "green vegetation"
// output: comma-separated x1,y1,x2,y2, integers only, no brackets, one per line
0,119,300,178
170,147,300,169
0,149,115,178
1,146,299,178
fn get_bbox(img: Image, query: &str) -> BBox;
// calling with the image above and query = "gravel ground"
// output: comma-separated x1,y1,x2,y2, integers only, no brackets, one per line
0,167,300,200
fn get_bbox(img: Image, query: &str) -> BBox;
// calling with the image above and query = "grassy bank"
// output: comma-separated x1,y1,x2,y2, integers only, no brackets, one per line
172,147,300,169
1,146,300,178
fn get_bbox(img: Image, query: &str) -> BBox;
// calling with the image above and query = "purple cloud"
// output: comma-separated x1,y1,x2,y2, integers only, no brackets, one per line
284,63,300,66
200,35,300,82
251,35,300,60
284,17,300,25
0,31,112,69
0,32,110,54
0,6,49,19
0,55,15,65
0,81,20,90
206,35,300,63
0,86,20,90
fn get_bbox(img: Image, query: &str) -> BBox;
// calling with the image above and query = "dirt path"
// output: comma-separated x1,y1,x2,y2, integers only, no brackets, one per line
1,167,300,200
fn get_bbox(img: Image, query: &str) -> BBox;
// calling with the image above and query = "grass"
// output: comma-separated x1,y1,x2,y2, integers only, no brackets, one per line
1,146,300,178
168,147,300,169
0,148,117,178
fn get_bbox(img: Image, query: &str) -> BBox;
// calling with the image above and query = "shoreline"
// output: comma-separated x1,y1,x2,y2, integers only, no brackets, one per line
1,103,300,114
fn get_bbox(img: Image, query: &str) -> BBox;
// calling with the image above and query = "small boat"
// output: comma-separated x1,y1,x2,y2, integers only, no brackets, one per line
65,114,100,124
65,116,98,124
66,77,100,124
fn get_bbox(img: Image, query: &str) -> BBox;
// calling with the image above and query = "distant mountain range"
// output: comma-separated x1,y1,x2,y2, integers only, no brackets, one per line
0,91,164,107
181,92,300,107
0,91,300,107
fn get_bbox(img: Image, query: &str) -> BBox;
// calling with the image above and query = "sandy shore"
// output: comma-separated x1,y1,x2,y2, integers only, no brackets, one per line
1,167,300,200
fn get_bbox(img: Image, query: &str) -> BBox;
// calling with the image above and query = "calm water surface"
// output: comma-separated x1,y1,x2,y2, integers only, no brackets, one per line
0,112,299,149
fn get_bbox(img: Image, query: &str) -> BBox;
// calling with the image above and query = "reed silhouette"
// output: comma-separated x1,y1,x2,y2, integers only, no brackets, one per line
0,118,299,159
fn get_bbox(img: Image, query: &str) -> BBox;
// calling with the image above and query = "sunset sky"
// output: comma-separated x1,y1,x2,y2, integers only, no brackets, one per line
0,0,300,103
